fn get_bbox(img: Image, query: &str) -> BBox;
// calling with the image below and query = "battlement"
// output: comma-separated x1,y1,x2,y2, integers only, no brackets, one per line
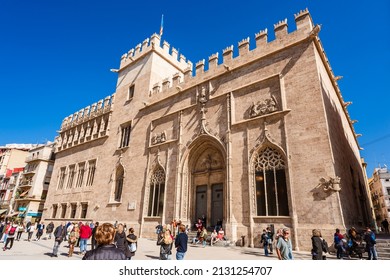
145,9,323,99
119,33,192,71
60,94,114,131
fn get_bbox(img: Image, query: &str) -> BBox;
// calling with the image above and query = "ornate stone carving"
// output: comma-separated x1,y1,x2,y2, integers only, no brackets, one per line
152,131,167,145
318,176,341,192
249,96,278,118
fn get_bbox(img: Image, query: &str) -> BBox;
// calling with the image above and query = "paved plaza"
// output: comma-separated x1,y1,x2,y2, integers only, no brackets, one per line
0,235,326,261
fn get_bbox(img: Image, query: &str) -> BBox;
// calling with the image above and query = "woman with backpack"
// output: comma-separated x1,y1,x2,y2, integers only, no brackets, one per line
126,227,138,260
157,229,173,260
3,222,17,251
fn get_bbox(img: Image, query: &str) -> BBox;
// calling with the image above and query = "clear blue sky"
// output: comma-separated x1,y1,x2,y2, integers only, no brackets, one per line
1,0,389,176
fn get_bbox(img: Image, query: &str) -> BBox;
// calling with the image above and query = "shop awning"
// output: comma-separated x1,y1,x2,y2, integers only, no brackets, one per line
6,211,20,217
19,190,29,198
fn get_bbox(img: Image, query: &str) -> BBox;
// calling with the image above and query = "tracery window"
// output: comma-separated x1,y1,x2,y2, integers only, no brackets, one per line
86,160,96,187
254,147,289,216
119,122,131,148
58,167,66,190
67,165,76,189
148,167,165,216
114,165,124,202
76,162,85,188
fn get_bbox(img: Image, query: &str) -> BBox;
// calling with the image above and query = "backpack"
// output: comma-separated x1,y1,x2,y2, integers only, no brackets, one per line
370,232,376,244
9,226,17,235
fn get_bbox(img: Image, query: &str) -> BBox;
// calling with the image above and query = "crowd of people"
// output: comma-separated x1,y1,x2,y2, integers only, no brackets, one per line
0,217,385,260
258,224,380,261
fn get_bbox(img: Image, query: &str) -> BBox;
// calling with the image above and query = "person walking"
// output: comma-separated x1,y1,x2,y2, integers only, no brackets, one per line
68,223,80,257
79,221,92,255
126,227,137,260
46,221,54,240
276,228,293,260
82,223,126,260
2,222,12,245
334,228,345,259
3,223,17,251
311,229,323,260
364,226,378,260
175,224,188,260
91,221,99,250
114,223,131,260
26,221,34,241
16,222,24,241
261,229,270,256
52,222,66,257
157,228,173,260
266,227,274,254
0,221,5,242
35,221,45,241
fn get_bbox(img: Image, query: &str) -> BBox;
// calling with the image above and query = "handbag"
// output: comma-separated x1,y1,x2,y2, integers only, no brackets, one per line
160,253,169,260
129,242,137,252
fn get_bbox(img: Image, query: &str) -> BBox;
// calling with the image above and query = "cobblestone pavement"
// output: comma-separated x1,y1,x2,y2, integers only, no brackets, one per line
0,235,337,260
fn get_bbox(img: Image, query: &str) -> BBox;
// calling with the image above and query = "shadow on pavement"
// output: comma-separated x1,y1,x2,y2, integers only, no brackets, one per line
145,254,159,260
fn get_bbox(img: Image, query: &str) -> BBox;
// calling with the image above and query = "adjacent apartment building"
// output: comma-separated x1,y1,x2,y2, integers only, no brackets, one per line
0,144,32,217
369,166,390,229
14,142,55,223
0,143,55,222
42,9,372,250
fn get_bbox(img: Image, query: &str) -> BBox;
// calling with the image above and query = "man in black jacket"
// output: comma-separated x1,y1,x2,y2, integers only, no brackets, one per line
175,224,188,260
51,222,66,257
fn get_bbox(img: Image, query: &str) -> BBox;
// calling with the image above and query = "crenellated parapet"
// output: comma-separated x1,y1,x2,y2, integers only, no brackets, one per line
119,33,192,72
146,9,318,98
56,94,114,152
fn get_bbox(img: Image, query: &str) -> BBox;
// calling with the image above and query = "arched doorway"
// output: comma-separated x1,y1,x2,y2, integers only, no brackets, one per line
190,144,226,229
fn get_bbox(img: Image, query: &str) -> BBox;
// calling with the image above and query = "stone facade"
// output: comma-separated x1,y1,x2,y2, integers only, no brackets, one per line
42,9,372,251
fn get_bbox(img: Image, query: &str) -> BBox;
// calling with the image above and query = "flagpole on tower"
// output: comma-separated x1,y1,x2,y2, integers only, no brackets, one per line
160,14,164,38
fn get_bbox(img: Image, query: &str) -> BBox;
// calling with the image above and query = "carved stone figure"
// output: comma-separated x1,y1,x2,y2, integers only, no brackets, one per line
318,176,341,192
249,96,278,118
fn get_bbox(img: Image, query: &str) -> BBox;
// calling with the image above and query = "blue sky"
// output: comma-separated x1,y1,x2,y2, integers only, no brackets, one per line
0,0,389,176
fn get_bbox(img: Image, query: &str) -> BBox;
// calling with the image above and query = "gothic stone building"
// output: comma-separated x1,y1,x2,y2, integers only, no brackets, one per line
42,9,372,250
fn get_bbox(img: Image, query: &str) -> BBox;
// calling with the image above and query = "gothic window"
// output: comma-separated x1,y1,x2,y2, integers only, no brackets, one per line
86,160,96,187
58,167,66,190
128,84,135,100
67,165,76,189
61,204,67,218
114,165,124,202
254,147,289,216
76,162,85,188
119,122,131,148
148,167,165,217
70,203,77,218
52,204,58,218
81,203,88,218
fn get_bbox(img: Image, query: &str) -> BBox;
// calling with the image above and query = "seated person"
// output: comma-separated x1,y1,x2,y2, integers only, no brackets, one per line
192,228,202,244
195,219,203,231
210,229,218,246
217,228,226,241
